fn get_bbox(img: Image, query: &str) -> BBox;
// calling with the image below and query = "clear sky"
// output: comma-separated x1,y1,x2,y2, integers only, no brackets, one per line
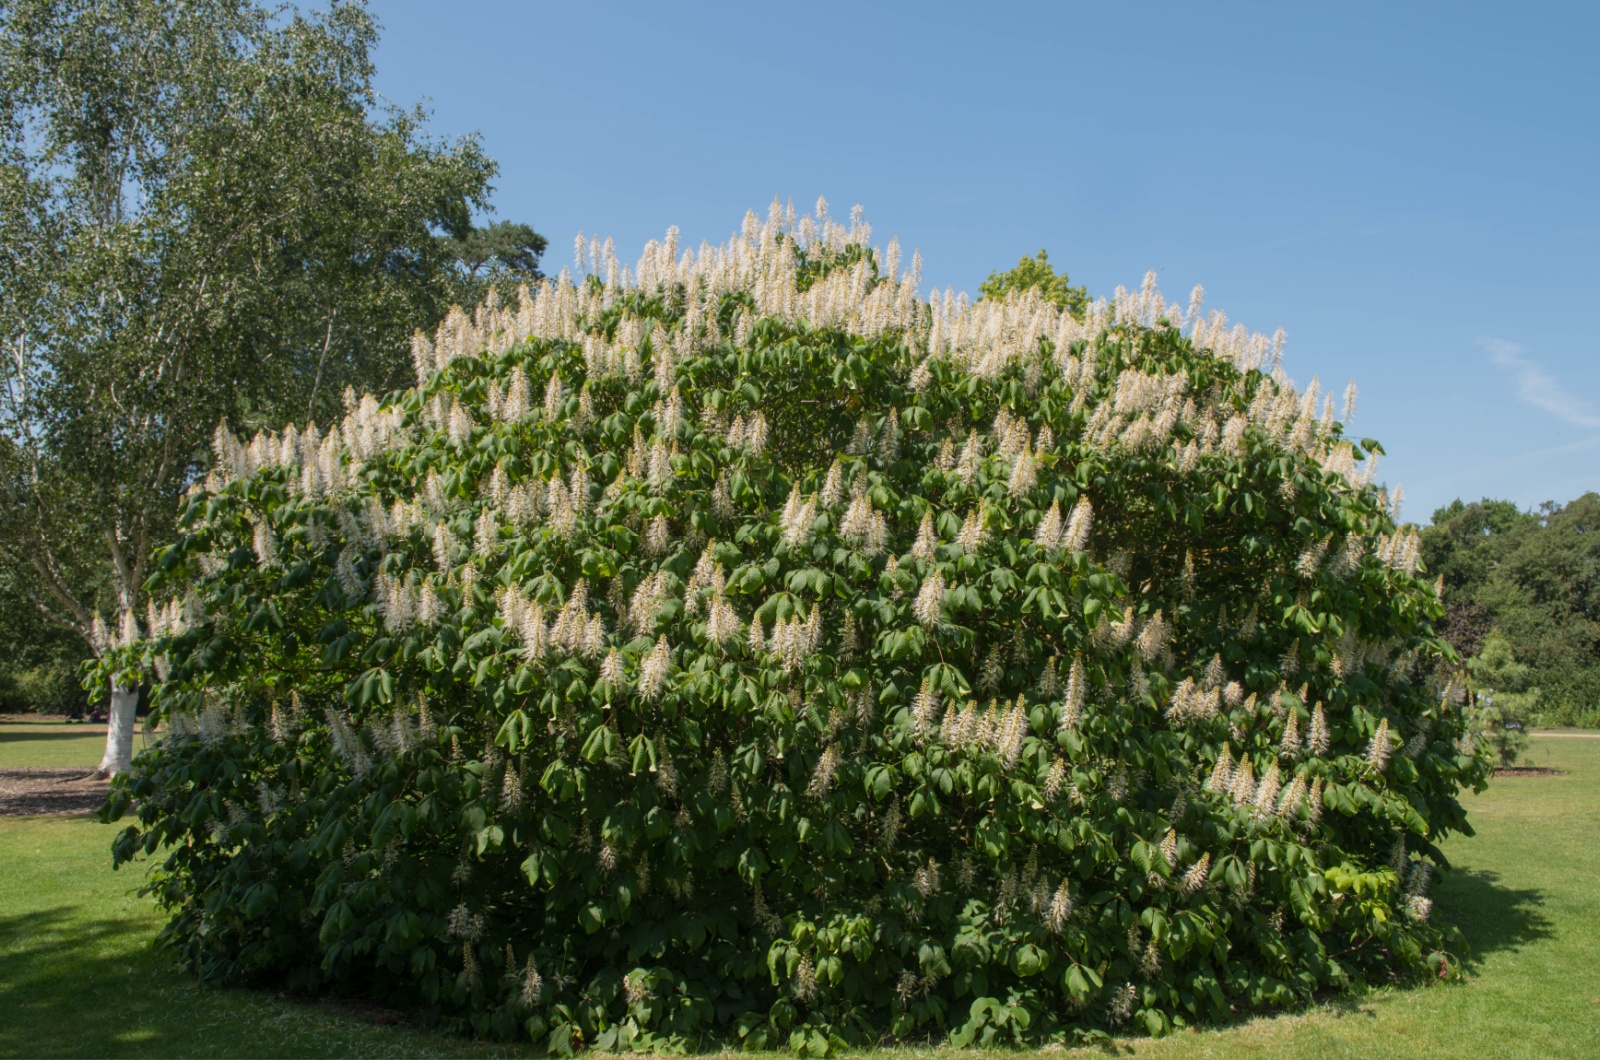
371,0,1599,523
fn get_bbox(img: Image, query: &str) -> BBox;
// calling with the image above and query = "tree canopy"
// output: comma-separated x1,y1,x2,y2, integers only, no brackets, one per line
1422,493,1600,726
447,221,550,279
0,0,542,725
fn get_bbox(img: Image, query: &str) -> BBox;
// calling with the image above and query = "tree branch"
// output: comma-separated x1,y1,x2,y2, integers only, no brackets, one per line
306,307,338,423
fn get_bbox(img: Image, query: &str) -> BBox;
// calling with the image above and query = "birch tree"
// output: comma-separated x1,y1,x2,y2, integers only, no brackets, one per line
0,0,507,773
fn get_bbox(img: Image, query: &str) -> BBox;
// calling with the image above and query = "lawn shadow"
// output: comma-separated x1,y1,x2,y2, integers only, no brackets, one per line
0,728,106,745
0,904,169,1056
1064,867,1557,1056
1434,867,1553,968
0,905,500,1059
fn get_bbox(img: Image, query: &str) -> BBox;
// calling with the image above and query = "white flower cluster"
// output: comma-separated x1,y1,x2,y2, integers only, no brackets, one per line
1058,657,1087,732
495,580,606,662
446,903,484,941
1164,676,1225,727
838,480,890,555
324,708,372,776
1374,527,1423,575
1366,718,1394,772
200,198,1401,607
376,574,442,632
724,412,769,456
805,744,840,799
750,604,823,673
678,544,743,647
637,635,673,699
144,595,198,639
938,696,1030,769
1033,496,1092,553
209,393,407,496
909,678,943,736
778,485,819,548
1205,744,1325,823
912,569,945,628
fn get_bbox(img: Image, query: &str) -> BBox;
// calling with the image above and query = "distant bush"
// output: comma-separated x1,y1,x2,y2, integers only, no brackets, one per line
0,571,94,715
102,203,1488,1052
0,659,87,714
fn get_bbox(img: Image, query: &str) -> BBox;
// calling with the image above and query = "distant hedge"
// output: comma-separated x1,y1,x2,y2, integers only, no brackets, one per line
103,203,1488,1052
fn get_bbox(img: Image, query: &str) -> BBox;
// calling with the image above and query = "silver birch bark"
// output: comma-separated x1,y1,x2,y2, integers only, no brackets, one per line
97,678,139,776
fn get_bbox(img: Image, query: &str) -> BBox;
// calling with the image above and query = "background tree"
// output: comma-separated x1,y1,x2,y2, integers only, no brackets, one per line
978,249,1089,317
440,219,549,314
446,220,549,279
0,563,92,714
1421,494,1600,727
0,0,541,770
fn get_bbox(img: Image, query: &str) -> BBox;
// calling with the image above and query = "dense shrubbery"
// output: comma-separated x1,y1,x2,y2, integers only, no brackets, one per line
102,203,1488,1052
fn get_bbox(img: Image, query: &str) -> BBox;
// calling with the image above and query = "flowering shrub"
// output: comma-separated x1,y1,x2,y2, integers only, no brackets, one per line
101,201,1487,1052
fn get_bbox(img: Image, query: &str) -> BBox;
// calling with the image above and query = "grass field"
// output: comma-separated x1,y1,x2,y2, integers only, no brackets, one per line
1,730,1596,1059
0,716,118,769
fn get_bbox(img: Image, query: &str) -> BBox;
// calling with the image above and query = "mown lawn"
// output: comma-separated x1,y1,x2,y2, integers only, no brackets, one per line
1,736,1595,1059
0,717,118,769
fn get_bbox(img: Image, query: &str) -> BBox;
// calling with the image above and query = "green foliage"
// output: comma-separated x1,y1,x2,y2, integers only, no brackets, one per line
0,659,84,715
101,210,1486,1051
442,220,551,327
978,250,1088,318
1422,495,1600,726
0,0,511,662
0,566,92,713
447,221,550,279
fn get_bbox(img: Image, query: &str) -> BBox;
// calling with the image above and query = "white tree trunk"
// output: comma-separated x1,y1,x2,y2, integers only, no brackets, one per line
97,679,139,777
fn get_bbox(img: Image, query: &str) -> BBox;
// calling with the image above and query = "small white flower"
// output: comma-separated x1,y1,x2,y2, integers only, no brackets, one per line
911,510,937,561
956,506,987,552
1366,718,1393,772
1034,500,1063,550
645,514,672,554
638,636,672,700
1060,657,1086,732
1063,496,1093,552
1007,444,1036,497
913,569,945,628
805,745,840,798
599,648,627,689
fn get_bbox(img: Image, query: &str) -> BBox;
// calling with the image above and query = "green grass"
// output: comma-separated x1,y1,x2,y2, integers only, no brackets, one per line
0,816,519,1059
1,737,1596,1059
0,717,120,769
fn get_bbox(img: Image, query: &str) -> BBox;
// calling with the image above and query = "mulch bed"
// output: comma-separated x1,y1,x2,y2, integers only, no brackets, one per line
0,767,111,817
1494,766,1568,777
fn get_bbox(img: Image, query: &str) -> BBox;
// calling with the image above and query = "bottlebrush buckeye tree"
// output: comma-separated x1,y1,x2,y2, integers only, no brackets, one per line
100,200,1487,1052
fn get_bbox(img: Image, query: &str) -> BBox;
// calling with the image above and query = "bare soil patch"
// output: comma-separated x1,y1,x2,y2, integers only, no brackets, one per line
1494,766,1568,777
0,767,110,817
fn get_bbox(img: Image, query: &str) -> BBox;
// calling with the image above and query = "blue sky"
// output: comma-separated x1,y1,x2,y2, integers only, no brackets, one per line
371,0,1598,523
